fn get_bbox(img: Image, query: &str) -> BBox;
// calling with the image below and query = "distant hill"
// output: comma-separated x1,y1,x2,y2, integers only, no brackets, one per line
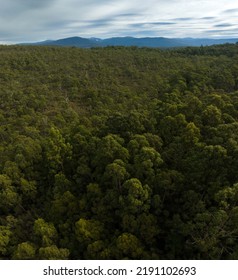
99,37,187,48
20,36,238,48
39,37,100,48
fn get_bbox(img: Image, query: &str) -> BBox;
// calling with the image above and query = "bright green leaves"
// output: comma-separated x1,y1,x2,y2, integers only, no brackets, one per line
75,218,105,258
202,105,222,127
13,242,36,260
119,178,151,214
20,178,37,200
0,226,12,258
75,218,104,244
53,173,72,197
38,245,69,260
105,159,129,190
3,161,22,184
32,218,70,259
183,122,201,145
74,218,111,259
0,174,19,213
92,134,129,182
33,218,58,247
215,183,238,210
116,233,144,259
134,147,163,182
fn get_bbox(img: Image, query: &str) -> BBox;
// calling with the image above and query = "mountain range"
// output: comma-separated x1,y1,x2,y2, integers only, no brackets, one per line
21,36,238,48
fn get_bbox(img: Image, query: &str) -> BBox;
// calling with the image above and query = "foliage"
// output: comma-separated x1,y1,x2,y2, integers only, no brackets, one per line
0,43,238,259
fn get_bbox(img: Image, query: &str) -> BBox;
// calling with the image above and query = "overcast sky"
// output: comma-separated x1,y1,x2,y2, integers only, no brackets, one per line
1,0,238,43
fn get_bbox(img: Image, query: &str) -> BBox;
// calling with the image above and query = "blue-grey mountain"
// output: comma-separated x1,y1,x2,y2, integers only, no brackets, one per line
21,36,238,48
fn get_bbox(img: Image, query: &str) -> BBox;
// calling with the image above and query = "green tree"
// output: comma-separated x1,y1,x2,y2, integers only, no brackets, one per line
38,245,69,260
202,105,222,127
13,242,36,260
116,233,144,259
0,174,19,213
33,218,58,247
75,218,104,245
104,159,129,191
44,127,72,175
92,134,129,179
133,146,163,184
0,226,12,258
119,178,151,215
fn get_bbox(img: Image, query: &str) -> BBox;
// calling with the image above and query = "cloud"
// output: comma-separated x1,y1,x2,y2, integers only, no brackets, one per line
150,22,176,25
0,0,55,17
20,0,54,8
115,13,141,18
173,17,194,21
223,8,238,14
214,23,234,28
201,17,216,20
84,19,114,28
204,27,238,37
130,22,176,27
0,0,237,43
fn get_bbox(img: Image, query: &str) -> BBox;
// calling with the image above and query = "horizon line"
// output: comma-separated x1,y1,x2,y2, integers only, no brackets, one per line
1,35,238,46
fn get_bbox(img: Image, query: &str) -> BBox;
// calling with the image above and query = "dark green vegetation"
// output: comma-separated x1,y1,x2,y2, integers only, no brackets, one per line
1,44,238,260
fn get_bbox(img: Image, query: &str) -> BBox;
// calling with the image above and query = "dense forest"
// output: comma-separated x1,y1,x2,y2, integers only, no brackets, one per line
1,43,238,260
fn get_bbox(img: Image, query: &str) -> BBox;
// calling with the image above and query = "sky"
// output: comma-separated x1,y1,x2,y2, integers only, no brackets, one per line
0,0,238,44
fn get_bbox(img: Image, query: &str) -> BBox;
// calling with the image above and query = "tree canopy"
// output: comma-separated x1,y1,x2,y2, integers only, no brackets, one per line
0,43,238,259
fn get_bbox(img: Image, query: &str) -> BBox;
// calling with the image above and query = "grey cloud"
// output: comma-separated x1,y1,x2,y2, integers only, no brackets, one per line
129,23,146,28
41,20,81,30
173,17,194,21
214,23,234,28
201,17,216,20
85,20,113,28
86,18,113,24
0,0,55,14
206,29,228,33
150,22,176,25
80,17,119,29
115,13,141,18
19,0,55,8
129,22,176,28
205,28,238,34
0,0,237,43
132,30,159,37
223,8,238,14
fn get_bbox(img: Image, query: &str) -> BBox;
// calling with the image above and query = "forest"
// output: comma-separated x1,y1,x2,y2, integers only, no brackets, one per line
0,43,238,259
